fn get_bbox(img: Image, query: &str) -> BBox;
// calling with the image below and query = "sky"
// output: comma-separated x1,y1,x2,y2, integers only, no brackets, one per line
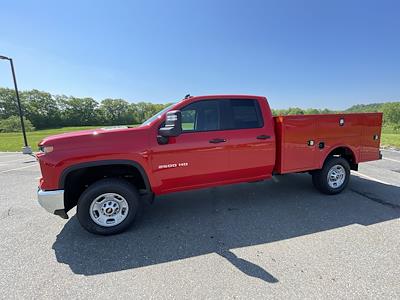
0,0,399,109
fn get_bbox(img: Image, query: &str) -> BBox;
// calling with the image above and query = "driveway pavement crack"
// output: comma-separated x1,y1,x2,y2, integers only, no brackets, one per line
351,189,400,210
0,207,12,221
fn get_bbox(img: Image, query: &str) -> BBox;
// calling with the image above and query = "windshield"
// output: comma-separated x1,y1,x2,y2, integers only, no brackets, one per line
140,103,175,127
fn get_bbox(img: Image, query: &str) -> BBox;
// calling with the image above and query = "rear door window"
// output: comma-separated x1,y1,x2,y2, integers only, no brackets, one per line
228,99,263,129
180,98,263,132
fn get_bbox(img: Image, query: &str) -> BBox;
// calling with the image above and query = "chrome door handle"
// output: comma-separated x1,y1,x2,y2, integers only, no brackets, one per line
256,135,271,140
209,138,226,144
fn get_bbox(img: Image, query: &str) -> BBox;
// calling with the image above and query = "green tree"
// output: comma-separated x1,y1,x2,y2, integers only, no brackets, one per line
60,97,99,126
131,102,168,123
0,116,35,132
23,89,61,129
286,107,304,115
99,99,133,125
304,108,321,114
345,103,384,113
0,87,21,119
382,102,400,124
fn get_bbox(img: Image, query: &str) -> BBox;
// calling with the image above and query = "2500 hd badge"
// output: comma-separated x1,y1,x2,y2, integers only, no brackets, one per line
158,162,189,169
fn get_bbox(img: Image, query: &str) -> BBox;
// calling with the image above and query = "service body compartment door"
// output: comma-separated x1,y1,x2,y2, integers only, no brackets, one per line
275,116,317,173
361,113,383,162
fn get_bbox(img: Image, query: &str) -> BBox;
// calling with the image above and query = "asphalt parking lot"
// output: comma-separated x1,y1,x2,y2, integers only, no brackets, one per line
0,150,399,299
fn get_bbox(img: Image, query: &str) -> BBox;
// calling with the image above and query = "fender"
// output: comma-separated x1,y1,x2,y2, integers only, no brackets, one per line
318,144,358,169
59,159,152,192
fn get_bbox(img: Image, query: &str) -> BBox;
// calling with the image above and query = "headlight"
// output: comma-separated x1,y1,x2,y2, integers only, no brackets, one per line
39,145,54,154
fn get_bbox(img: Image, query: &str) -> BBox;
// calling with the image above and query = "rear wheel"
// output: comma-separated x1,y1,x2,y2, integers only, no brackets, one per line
77,178,141,235
312,157,350,195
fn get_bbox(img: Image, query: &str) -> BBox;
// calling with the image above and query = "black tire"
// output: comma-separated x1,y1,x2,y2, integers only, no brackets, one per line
312,157,350,195
77,178,141,235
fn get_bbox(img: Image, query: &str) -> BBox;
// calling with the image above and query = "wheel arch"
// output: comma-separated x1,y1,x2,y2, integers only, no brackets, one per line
60,159,152,213
60,159,151,190
321,145,358,171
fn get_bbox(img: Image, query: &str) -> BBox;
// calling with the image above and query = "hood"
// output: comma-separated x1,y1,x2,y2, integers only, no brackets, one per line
38,126,137,148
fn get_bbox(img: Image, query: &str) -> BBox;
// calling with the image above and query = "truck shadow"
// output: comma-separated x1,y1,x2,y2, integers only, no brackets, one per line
52,174,400,281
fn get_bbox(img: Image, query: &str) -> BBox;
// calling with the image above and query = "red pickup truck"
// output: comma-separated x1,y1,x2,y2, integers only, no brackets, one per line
37,95,383,235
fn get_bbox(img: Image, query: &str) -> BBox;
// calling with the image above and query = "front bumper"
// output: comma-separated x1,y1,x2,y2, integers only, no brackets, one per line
37,189,68,219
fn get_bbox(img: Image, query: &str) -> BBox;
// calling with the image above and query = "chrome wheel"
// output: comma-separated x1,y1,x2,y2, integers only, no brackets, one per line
327,164,346,189
89,193,129,227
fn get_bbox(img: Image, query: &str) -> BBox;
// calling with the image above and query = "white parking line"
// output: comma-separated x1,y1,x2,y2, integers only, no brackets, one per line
0,157,33,163
383,157,400,163
352,171,391,185
381,149,400,154
0,154,23,159
0,164,37,174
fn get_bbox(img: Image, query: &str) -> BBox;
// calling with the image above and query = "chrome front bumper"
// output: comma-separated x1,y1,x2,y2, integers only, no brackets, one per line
37,189,68,219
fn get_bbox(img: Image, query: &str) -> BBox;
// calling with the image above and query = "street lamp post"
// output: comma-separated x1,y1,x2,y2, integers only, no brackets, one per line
0,55,32,154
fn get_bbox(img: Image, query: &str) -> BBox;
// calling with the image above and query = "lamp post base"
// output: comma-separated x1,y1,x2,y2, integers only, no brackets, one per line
22,146,32,155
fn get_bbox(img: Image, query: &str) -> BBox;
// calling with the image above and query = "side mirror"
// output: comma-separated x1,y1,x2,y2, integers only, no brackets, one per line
158,110,182,137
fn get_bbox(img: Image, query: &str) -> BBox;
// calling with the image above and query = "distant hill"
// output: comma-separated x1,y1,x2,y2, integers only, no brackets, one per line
345,103,387,113
272,101,399,116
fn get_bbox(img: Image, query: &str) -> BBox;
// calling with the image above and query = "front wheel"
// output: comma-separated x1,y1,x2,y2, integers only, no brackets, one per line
312,157,350,195
77,178,141,235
